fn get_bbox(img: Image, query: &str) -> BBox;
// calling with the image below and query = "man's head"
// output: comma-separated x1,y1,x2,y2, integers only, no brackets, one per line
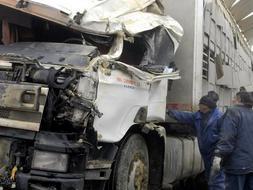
199,104,211,113
207,91,219,103
234,92,242,104
236,91,253,106
234,87,252,105
199,95,217,113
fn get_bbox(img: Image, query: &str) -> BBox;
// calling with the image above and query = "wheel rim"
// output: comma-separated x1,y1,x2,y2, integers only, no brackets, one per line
127,153,148,190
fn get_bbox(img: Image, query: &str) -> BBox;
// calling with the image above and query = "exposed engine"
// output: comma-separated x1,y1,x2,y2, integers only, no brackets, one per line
0,53,102,130
0,52,100,188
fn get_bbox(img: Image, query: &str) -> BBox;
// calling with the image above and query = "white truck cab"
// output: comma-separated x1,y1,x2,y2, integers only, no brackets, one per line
0,1,203,189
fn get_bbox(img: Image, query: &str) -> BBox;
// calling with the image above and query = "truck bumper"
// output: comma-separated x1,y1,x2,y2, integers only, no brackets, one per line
16,173,84,190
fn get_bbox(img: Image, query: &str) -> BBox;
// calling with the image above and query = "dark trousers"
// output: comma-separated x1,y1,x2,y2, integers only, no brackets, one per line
225,173,253,190
208,170,225,190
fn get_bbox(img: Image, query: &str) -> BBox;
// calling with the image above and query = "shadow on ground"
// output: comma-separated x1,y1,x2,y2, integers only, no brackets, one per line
172,173,208,190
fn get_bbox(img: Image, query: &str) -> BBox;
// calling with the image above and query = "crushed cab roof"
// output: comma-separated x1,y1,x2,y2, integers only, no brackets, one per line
0,0,183,44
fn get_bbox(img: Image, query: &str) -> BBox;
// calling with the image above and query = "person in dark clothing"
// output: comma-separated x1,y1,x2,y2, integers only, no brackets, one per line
208,91,219,103
167,92,225,190
211,91,253,190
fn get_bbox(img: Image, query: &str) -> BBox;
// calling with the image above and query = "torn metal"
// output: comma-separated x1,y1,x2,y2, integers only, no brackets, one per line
0,0,183,40
0,0,183,74
0,1,183,189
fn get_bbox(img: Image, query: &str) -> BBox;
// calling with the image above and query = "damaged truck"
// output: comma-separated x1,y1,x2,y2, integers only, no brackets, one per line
0,0,203,190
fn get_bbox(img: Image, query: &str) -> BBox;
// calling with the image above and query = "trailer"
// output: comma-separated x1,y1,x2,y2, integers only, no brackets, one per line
164,0,253,111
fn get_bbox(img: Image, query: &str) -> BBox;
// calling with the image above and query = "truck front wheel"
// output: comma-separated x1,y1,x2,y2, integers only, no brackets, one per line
114,134,149,190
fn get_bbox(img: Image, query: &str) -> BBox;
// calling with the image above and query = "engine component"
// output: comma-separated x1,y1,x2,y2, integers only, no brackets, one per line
31,68,77,89
0,54,101,130
0,139,12,187
0,175,13,188
0,139,32,188
0,139,11,173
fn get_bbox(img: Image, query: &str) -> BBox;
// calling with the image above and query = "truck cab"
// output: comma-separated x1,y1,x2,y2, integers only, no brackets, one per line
0,1,203,189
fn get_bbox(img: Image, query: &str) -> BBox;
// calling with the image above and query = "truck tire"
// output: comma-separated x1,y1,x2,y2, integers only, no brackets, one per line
115,134,149,190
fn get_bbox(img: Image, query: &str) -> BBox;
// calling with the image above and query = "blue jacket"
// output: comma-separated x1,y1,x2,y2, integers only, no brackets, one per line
215,105,253,174
169,108,223,174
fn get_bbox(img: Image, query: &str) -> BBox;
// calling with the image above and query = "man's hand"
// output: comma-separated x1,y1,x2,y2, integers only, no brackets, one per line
165,110,178,123
209,156,222,181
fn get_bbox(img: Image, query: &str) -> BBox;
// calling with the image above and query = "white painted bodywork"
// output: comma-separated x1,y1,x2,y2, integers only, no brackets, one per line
93,62,179,142
0,0,182,142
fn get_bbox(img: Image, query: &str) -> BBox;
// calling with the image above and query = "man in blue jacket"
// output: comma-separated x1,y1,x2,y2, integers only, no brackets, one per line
168,93,225,190
211,91,253,190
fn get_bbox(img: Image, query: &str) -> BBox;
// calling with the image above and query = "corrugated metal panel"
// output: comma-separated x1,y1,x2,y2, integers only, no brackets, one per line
205,0,213,13
232,71,240,88
208,62,216,84
210,19,216,40
217,87,226,111
226,37,229,55
202,79,209,96
225,19,231,40
221,32,226,51
223,17,228,35
215,6,225,27
216,65,233,86
228,40,233,58
237,71,252,87
224,88,232,105
170,0,253,109
204,10,211,34
216,26,222,47
227,24,234,41
210,0,217,18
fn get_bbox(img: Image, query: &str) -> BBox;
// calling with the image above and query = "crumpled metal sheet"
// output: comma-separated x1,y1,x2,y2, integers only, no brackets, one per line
101,60,181,82
0,0,183,46
110,11,183,41
30,0,156,17
0,42,98,68
138,26,176,73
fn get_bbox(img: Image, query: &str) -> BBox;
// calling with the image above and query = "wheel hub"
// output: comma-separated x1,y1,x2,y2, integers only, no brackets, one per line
127,154,146,190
